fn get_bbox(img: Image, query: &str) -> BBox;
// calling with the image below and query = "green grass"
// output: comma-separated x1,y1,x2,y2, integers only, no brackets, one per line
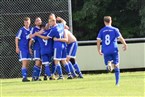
0,71,145,97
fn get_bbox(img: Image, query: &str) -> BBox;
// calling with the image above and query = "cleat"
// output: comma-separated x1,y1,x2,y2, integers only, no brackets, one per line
32,78,42,81
107,61,113,72
78,76,83,79
22,78,30,82
43,75,47,81
67,75,73,79
49,75,56,80
57,76,64,80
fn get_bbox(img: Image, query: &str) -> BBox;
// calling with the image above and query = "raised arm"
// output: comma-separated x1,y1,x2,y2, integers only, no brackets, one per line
56,17,66,25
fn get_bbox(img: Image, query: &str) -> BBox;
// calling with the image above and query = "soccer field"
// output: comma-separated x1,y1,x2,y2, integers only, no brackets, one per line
0,71,145,97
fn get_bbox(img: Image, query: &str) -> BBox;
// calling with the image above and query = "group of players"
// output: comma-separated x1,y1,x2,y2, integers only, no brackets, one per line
15,13,83,82
15,13,127,86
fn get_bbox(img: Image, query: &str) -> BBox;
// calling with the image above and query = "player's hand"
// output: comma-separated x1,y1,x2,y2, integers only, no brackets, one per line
53,37,58,41
16,47,20,54
34,32,39,36
98,50,103,56
56,17,61,21
29,34,33,39
29,48,33,55
123,44,127,51
38,29,44,34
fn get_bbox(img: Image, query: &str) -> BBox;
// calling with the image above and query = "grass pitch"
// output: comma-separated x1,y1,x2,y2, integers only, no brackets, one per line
0,71,145,97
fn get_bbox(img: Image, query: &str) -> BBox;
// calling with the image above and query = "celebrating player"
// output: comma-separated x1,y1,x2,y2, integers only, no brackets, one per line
34,16,73,80
54,29,83,78
29,17,42,81
97,16,127,86
15,17,32,82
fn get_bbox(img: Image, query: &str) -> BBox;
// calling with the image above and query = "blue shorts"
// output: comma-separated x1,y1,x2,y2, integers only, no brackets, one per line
33,49,41,60
41,54,53,65
19,50,31,61
54,47,67,60
67,42,78,58
104,53,120,65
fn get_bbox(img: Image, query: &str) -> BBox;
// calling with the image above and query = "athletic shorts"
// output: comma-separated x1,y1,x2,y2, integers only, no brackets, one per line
53,47,67,60
19,50,31,61
67,42,78,58
41,54,53,65
33,49,41,60
104,52,120,65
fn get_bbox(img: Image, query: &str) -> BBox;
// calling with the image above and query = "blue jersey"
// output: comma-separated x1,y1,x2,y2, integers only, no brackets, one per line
30,26,40,50
97,26,121,55
16,27,31,51
34,29,53,55
47,23,66,48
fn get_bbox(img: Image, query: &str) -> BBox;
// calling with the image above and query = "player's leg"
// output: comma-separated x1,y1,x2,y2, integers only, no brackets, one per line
67,43,77,77
69,42,83,78
104,54,113,72
70,58,83,78
61,47,73,79
32,50,42,81
113,53,120,86
53,48,63,80
20,51,31,82
41,54,52,80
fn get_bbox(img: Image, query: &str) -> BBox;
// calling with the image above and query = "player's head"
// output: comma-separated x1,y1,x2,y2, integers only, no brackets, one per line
23,17,31,27
104,16,112,26
48,18,56,26
34,17,42,26
49,13,56,20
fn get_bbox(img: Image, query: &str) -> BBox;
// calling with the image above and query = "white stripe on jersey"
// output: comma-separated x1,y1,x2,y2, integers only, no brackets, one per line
16,30,22,39
30,27,34,34
69,43,75,56
47,29,52,38
54,48,57,59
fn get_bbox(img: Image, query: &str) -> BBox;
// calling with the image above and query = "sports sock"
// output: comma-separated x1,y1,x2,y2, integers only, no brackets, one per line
68,61,76,77
64,64,71,75
32,65,41,79
45,64,51,77
114,68,120,85
22,68,27,79
56,64,63,77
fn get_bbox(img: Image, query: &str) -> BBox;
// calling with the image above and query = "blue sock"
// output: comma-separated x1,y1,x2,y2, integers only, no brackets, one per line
45,64,51,77
68,62,76,77
73,63,82,77
32,65,40,79
114,68,120,85
56,64,63,77
22,68,27,79
64,64,71,75
51,62,55,75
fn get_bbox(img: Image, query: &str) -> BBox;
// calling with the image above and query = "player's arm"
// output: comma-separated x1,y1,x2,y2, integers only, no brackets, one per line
97,39,103,55
118,36,127,51
56,17,66,25
15,38,20,54
53,31,68,42
29,39,34,55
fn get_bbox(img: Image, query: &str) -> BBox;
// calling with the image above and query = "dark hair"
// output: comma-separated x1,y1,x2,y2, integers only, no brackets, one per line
104,16,112,23
39,24,45,29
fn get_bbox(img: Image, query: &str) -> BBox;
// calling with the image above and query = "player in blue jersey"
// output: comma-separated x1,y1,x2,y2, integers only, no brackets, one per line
54,29,83,78
15,17,31,82
34,16,73,80
31,24,56,80
29,17,42,81
97,16,127,86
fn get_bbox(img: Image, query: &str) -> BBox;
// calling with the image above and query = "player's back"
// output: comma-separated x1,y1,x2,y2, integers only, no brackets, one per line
98,26,121,55
65,29,77,44
49,23,66,48
37,29,53,55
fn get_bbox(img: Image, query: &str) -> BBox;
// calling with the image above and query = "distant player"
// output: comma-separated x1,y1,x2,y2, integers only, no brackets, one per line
15,17,32,82
97,16,127,86
54,29,83,78
29,17,42,81
34,16,73,80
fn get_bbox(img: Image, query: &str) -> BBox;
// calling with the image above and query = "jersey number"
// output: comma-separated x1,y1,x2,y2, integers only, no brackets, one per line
105,34,110,45
43,39,48,46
